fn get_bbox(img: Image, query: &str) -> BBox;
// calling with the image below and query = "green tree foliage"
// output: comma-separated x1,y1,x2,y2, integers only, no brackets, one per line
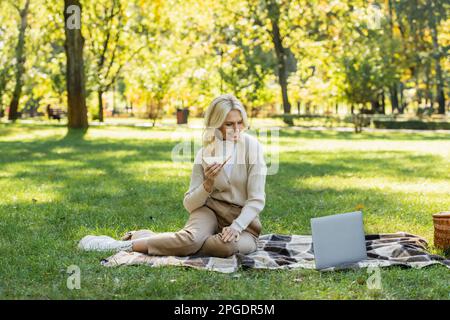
0,0,448,123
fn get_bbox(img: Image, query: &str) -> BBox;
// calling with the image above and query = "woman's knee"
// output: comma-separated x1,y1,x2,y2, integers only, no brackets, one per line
198,234,238,258
236,233,258,255
177,229,211,255
216,241,238,258
180,206,218,254
142,229,208,256
140,205,218,256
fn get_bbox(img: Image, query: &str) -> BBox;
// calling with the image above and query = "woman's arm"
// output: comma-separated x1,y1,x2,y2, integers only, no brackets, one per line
230,139,267,232
183,150,212,213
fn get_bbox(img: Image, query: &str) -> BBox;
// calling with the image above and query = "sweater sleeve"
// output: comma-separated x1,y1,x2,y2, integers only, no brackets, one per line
230,139,267,233
183,149,211,213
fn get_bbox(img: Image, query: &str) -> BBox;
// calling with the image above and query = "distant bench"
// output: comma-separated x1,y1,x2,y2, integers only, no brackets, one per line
46,106,66,121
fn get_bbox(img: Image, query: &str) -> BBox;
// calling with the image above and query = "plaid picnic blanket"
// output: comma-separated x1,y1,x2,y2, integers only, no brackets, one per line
100,232,450,273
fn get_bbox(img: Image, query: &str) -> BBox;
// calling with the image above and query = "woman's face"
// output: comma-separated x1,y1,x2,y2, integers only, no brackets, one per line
219,109,244,142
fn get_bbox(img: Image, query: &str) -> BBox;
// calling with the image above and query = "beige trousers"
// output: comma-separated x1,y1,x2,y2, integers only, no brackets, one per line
138,197,262,258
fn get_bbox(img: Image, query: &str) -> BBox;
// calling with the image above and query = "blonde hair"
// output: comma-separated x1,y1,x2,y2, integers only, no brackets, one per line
202,94,249,153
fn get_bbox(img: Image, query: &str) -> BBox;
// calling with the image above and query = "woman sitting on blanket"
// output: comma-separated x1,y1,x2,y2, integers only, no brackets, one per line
79,94,267,258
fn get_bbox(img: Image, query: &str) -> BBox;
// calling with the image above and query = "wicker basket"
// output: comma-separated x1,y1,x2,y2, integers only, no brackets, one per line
433,212,450,250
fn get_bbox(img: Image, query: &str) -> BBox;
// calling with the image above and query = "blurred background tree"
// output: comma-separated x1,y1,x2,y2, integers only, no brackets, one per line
0,0,447,127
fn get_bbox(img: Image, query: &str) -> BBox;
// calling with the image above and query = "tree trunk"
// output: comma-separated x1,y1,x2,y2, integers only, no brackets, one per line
389,85,399,113
98,90,104,122
425,61,432,106
387,0,404,115
8,0,30,121
381,90,386,114
427,0,445,114
370,101,376,113
0,70,9,118
267,2,293,125
64,0,88,129
399,82,405,114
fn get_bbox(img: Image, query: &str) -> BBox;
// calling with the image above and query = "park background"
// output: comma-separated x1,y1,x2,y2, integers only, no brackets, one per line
0,0,449,299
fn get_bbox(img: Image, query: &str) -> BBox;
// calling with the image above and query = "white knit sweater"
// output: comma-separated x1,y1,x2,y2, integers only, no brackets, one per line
183,132,267,233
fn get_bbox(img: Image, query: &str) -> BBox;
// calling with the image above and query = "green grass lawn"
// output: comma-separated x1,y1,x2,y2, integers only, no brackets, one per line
0,121,449,299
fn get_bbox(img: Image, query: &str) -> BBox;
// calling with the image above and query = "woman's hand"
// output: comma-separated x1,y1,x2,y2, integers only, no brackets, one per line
202,156,231,193
202,163,222,192
220,226,241,242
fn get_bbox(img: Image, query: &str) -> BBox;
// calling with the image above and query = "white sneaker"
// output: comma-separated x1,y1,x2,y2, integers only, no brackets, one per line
78,235,133,252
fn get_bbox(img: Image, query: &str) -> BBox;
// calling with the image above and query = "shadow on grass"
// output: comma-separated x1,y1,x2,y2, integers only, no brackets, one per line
0,129,191,240
64,127,89,140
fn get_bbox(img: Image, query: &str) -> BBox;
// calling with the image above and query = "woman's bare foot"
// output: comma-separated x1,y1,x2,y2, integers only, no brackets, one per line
121,231,136,241
131,229,156,240
121,229,156,240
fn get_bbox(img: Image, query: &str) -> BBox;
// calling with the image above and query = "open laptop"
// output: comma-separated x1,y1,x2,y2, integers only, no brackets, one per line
311,211,367,270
